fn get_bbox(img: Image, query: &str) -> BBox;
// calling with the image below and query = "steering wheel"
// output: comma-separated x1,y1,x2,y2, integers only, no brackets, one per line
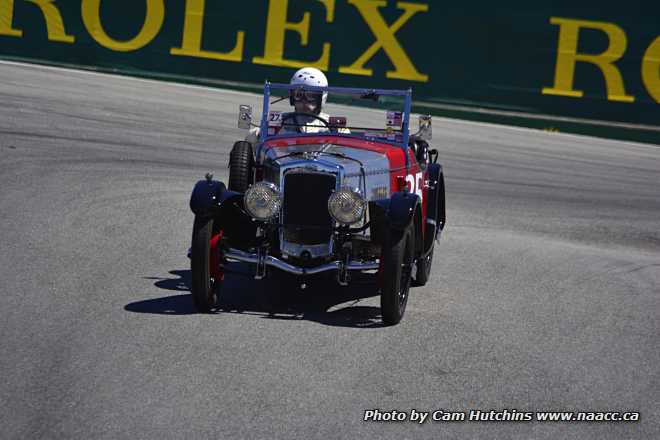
280,112,331,132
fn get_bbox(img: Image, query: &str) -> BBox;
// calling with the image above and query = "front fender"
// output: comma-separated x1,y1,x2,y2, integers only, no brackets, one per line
190,179,256,248
369,192,421,246
190,179,226,216
389,192,421,230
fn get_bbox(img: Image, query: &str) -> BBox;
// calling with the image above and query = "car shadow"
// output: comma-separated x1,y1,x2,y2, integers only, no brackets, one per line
126,264,385,328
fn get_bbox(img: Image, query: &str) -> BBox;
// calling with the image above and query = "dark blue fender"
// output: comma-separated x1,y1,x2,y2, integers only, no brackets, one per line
424,163,446,251
190,179,256,248
389,192,421,231
190,179,226,216
190,179,246,218
369,192,423,255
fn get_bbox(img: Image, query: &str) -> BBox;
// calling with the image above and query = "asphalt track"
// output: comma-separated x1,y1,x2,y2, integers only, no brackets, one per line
1,61,659,440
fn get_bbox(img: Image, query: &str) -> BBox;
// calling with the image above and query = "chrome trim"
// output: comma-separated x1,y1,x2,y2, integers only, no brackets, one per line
262,144,391,258
225,248,380,277
279,161,342,259
264,144,390,203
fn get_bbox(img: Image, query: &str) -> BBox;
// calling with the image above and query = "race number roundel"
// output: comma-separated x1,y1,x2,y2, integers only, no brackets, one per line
406,172,423,201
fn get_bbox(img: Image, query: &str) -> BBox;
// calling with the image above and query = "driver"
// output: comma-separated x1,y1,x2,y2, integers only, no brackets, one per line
246,67,344,143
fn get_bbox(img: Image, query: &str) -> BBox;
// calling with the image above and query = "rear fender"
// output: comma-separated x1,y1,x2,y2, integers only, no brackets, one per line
425,164,446,249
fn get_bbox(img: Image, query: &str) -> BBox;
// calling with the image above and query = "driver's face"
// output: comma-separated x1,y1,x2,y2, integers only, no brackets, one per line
294,100,318,114
292,90,321,114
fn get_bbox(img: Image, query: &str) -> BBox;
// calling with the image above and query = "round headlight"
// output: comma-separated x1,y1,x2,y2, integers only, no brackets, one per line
244,182,281,220
328,188,366,225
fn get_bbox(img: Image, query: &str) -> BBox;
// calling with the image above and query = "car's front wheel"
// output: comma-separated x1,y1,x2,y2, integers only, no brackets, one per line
380,225,415,325
190,216,222,312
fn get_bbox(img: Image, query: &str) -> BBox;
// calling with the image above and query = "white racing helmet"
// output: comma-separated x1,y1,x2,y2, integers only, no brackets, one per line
289,67,328,111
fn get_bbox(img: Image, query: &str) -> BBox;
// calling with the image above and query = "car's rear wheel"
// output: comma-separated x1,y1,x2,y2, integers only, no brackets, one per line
380,225,414,325
228,141,254,193
413,245,434,286
191,216,222,312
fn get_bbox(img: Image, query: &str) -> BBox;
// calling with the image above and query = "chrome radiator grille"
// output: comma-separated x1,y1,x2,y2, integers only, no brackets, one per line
282,171,336,245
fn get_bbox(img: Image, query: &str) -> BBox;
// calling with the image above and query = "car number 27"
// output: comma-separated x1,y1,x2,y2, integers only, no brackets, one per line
406,172,424,201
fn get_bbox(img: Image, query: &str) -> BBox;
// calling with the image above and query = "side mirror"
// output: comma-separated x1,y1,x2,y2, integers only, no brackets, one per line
238,105,252,129
418,115,432,140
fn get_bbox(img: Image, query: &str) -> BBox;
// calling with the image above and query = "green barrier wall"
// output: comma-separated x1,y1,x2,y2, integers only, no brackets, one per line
1,1,658,140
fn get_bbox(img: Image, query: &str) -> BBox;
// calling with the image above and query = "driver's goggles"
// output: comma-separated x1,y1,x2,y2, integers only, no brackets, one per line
291,89,321,102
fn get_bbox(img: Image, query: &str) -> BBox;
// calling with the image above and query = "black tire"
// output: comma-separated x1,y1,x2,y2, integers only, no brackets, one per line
228,141,254,193
380,225,415,325
413,244,434,287
190,216,219,312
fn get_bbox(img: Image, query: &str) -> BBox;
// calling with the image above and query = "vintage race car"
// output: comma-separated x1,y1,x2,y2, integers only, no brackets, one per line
189,83,445,325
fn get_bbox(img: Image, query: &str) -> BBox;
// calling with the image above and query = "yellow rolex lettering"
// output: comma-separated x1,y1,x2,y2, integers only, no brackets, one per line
81,0,164,52
542,17,634,103
317,0,336,23
0,0,22,37
170,0,244,62
641,36,660,103
0,0,74,42
252,0,334,70
339,0,428,82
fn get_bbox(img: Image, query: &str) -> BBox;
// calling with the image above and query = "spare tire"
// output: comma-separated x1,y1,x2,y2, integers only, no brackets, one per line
228,141,254,193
